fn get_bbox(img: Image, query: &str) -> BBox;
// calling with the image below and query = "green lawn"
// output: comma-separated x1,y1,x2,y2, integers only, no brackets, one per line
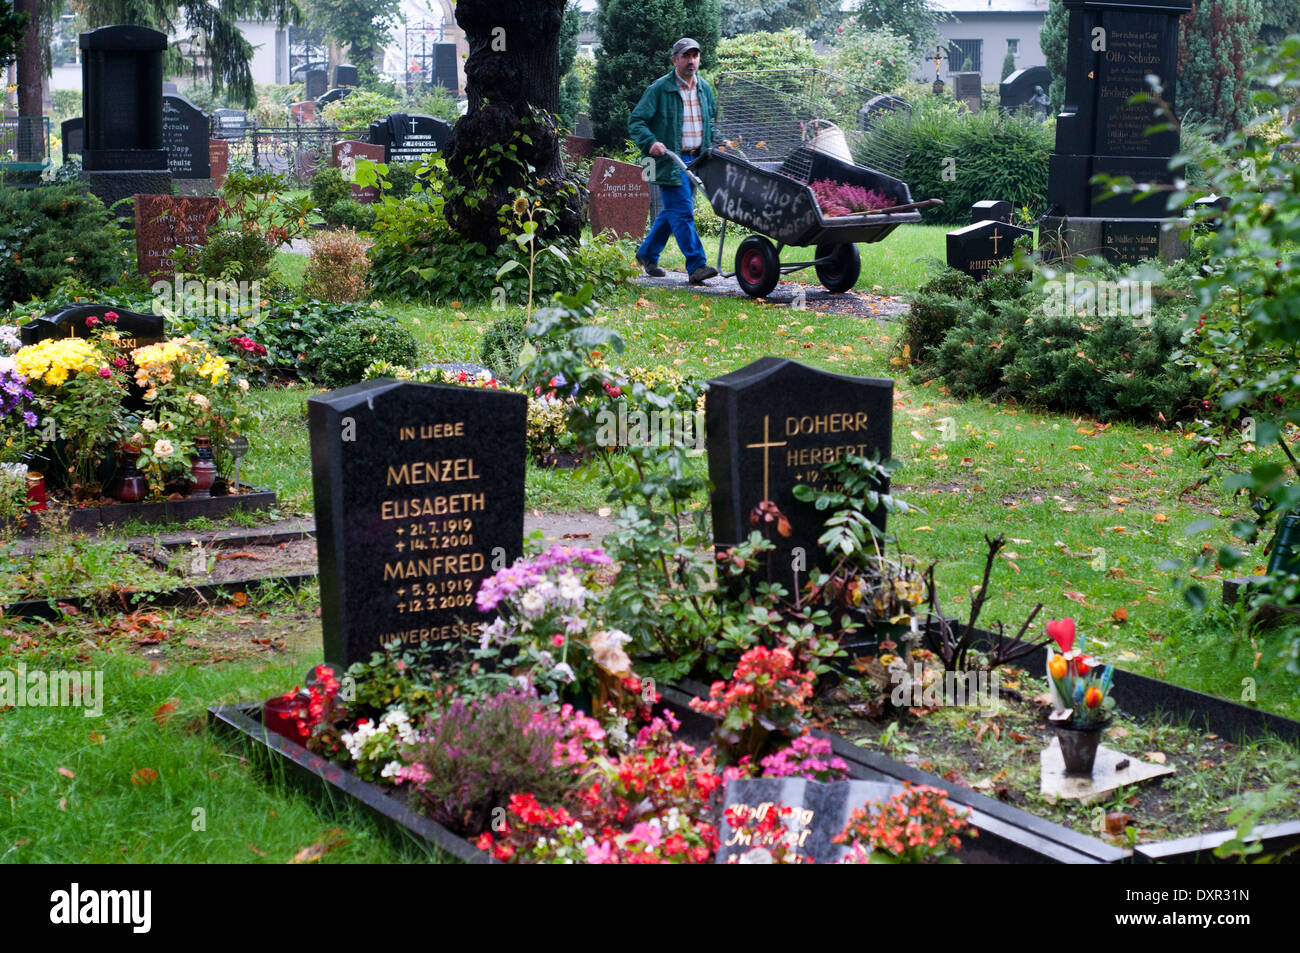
3,240,1295,865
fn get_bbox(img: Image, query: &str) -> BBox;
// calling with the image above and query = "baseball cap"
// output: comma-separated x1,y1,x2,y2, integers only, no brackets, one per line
672,37,701,56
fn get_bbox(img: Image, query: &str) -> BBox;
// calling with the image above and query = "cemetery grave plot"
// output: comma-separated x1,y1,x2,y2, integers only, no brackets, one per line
208,358,1300,864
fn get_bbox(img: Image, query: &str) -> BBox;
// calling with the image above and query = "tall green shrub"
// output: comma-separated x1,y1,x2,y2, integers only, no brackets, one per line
0,186,131,307
831,22,915,92
903,98,1052,223
1177,0,1263,132
589,0,721,151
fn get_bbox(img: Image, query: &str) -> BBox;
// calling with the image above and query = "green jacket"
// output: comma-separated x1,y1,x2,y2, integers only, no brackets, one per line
628,71,716,187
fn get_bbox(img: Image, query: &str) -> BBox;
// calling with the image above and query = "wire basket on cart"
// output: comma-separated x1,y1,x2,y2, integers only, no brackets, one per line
687,69,937,297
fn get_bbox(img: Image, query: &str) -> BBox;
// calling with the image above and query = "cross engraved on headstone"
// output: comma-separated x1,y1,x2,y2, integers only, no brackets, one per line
745,415,787,502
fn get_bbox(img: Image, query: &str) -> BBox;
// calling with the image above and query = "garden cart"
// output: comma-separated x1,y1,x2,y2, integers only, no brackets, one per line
681,69,942,298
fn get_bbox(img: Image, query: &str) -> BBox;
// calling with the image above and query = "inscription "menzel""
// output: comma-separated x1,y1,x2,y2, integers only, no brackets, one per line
386,459,480,484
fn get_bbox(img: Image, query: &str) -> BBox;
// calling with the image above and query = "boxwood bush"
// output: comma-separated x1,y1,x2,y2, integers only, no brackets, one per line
314,314,421,388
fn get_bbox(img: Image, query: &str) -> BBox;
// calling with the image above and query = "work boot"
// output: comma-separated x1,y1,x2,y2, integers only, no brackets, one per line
636,253,666,278
689,265,719,284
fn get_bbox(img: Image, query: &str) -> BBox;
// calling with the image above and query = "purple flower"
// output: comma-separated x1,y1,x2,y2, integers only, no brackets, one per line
23,411,37,428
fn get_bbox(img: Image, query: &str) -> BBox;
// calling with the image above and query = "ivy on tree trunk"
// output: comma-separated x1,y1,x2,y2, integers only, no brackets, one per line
444,0,581,250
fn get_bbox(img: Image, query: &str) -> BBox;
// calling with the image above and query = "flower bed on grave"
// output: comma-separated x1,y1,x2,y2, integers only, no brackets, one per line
0,316,274,528
218,287,1300,865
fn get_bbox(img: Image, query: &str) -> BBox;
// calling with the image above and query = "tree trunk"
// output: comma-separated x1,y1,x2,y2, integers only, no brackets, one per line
443,0,580,250
15,0,40,160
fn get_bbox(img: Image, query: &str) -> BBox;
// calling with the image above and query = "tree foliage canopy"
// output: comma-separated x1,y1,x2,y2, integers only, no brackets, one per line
589,0,720,151
72,0,299,105
0,0,27,71
1177,0,1263,132
719,0,843,40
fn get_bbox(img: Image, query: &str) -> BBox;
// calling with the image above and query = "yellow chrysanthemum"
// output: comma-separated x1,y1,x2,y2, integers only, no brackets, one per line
13,337,106,387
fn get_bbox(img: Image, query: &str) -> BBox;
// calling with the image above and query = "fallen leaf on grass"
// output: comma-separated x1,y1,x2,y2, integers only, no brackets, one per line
1063,590,1089,605
1105,812,1133,835
1144,751,1167,764
58,797,66,811
1008,730,1031,742
131,768,159,786
248,843,267,857
153,701,177,725
88,732,103,743
291,828,349,864
1112,607,1129,623
57,767,75,779
230,592,248,607
1153,513,1169,523
1107,725,1130,739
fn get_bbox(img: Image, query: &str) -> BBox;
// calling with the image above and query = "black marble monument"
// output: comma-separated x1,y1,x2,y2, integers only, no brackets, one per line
707,358,893,598
162,94,211,179
308,380,527,669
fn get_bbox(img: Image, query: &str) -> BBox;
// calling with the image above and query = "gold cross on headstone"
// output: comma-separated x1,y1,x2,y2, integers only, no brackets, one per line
990,227,1003,254
745,415,787,501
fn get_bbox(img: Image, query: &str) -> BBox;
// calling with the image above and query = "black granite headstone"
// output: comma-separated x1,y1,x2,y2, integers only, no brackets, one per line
946,219,1032,279
19,303,164,349
317,87,350,111
707,358,893,597
305,69,329,101
856,94,909,133
1102,219,1162,264
433,43,458,90
999,66,1052,111
368,113,452,163
972,200,1012,224
333,63,358,88
80,25,168,172
61,116,84,162
1047,0,1192,219
162,94,211,178
716,778,903,864
308,379,527,669
212,109,247,139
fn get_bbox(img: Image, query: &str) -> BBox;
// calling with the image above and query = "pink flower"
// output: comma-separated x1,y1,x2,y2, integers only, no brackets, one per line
551,634,565,647
113,358,127,368
629,822,662,848
585,840,616,864
97,367,112,378
84,315,100,328
103,311,118,323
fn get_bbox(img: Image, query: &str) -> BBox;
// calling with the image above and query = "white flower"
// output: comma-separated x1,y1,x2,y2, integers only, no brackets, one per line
237,378,249,392
590,628,633,678
153,438,175,459
551,662,577,684
520,588,547,618
0,356,14,374
188,393,211,410
556,570,587,607
141,418,159,433
380,760,403,779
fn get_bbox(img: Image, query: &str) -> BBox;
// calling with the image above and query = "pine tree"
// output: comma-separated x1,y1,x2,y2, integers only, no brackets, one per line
589,0,720,151
0,0,27,70
1001,47,1016,81
1039,0,1067,113
1177,0,1263,132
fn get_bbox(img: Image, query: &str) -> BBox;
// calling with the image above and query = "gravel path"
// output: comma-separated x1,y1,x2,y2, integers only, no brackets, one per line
633,271,907,320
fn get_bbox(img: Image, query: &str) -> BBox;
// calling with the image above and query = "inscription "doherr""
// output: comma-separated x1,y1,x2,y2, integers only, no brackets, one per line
786,412,869,436
386,459,480,484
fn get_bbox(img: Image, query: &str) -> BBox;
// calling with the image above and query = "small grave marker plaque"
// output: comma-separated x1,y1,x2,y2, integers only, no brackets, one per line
946,219,1031,279
716,778,903,864
707,358,893,596
308,380,527,668
161,94,211,178
1101,219,1162,265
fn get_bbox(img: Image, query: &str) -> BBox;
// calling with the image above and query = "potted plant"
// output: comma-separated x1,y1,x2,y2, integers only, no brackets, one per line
1043,617,1115,776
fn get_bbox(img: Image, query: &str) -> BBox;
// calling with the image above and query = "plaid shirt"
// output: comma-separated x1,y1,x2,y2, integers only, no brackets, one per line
677,73,703,151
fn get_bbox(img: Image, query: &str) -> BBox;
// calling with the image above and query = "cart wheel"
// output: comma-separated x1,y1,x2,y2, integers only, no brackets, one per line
815,243,861,293
735,236,780,298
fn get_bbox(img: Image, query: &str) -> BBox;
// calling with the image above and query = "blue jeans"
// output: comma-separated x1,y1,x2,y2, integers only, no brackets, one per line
637,160,708,274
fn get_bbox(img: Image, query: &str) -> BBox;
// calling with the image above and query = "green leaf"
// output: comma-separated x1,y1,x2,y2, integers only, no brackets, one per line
495,259,522,279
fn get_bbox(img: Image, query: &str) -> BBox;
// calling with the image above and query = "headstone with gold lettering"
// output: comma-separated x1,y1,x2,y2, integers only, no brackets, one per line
587,158,652,240
946,219,1032,279
133,194,221,279
707,358,893,597
1041,0,1193,263
308,380,527,668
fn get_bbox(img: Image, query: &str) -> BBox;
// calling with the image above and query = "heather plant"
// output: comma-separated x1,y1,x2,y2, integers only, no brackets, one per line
303,228,372,303
809,179,892,216
403,689,582,836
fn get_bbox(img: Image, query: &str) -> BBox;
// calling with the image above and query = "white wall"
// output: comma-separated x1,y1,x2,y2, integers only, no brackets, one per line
916,14,1048,84
241,22,289,85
